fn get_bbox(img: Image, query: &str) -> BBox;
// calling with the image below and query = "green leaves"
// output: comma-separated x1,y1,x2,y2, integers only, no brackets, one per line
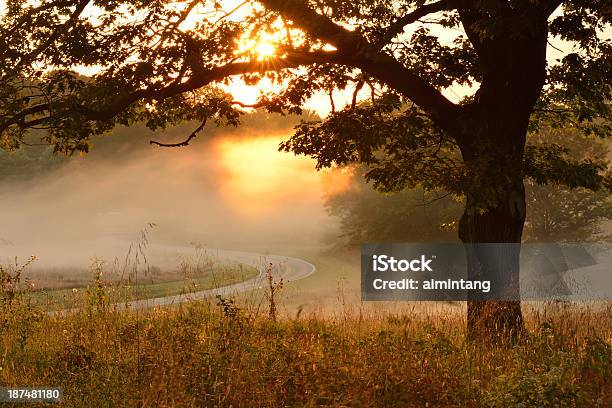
537,42,612,137
523,143,607,190
280,95,464,194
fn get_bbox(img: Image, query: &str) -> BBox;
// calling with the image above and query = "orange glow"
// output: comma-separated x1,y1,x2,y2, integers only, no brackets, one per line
213,135,322,216
254,41,276,59
225,23,285,104
322,166,356,196
213,134,354,217
225,34,283,104
237,36,278,61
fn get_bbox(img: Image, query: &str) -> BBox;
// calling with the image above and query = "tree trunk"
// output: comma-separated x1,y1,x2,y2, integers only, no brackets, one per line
452,23,548,340
459,183,526,342
450,7,548,343
456,109,530,342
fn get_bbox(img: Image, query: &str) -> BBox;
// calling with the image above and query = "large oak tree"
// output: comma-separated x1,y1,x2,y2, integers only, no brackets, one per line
1,0,611,339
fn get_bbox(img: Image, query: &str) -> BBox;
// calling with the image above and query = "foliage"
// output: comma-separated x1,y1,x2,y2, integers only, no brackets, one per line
0,0,608,161
281,95,465,194
0,256,43,351
324,128,612,245
0,143,63,184
525,183,612,242
524,128,612,241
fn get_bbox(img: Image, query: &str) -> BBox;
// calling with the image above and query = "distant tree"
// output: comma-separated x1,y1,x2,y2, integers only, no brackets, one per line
0,141,63,184
324,167,462,246
526,183,612,242
524,128,612,242
1,0,611,340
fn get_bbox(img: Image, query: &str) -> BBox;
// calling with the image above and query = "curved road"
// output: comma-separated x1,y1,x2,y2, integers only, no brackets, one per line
53,249,315,314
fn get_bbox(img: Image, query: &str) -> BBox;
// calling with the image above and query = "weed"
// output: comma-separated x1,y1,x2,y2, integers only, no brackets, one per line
264,263,283,322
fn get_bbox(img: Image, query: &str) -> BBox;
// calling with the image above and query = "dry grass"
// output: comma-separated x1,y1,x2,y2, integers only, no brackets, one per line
0,259,610,408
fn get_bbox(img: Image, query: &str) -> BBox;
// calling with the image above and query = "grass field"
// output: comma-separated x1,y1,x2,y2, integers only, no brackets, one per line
25,263,259,311
1,256,610,407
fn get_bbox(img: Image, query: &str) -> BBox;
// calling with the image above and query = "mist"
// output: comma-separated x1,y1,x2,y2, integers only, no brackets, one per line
0,117,341,277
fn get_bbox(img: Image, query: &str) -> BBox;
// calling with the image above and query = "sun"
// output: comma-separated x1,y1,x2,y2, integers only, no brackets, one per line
237,35,278,61
254,40,276,60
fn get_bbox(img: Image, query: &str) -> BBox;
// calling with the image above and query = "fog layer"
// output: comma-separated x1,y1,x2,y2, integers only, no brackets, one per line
0,120,339,271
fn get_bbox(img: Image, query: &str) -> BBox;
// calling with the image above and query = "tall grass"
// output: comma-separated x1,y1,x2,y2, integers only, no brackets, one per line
0,259,609,407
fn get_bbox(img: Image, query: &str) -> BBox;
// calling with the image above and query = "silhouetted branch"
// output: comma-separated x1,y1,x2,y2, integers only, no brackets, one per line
260,0,460,130
8,0,92,75
149,118,207,148
415,191,453,207
351,80,365,109
213,0,250,26
231,100,268,109
381,0,452,44
152,0,201,51
1,50,342,134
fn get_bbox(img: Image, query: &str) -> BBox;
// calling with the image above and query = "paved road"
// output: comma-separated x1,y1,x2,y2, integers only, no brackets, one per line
53,249,315,314
563,262,612,301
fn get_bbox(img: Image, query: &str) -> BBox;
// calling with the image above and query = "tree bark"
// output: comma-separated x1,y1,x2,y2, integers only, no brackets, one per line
455,100,531,342
456,101,530,341
451,10,548,341
459,183,526,342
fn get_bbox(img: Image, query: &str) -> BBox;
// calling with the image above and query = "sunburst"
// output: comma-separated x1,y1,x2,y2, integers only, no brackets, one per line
253,40,276,60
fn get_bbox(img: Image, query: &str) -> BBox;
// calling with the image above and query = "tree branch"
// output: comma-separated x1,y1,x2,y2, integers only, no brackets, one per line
213,0,250,26
259,0,359,52
329,89,335,113
150,118,207,148
351,80,365,109
259,0,460,133
10,0,92,74
152,0,202,52
4,0,463,138
231,100,269,109
381,0,453,44
0,0,72,38
85,49,344,121
1,50,342,133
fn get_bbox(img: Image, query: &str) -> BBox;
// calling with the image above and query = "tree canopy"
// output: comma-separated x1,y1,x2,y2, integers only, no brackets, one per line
0,1,609,162
0,0,610,221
